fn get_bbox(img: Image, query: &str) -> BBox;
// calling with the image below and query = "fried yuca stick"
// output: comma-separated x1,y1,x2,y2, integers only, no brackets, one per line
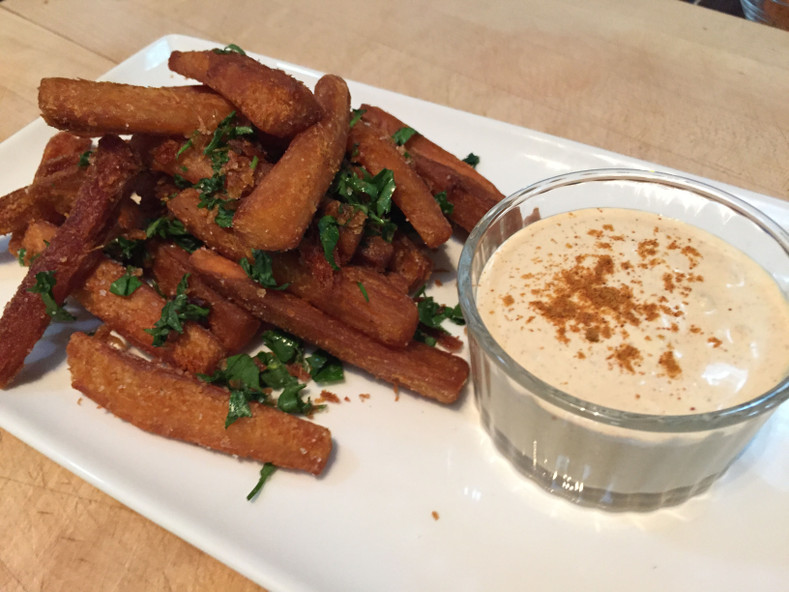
74,256,226,375
67,331,332,475
168,49,321,139
150,242,261,354
39,79,235,137
166,190,418,348
0,133,92,236
359,104,504,201
12,220,227,375
347,121,452,249
233,74,350,252
131,134,272,199
190,248,469,404
386,234,433,294
0,135,139,388
409,154,499,233
271,251,419,349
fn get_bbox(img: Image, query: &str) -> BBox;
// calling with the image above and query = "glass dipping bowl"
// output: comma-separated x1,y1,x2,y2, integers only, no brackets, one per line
457,169,789,512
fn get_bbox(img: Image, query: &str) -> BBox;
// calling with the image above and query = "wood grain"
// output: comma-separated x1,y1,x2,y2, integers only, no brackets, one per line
0,0,787,590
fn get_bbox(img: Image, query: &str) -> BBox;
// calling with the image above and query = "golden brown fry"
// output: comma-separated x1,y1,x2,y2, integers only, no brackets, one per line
359,104,504,201
11,220,227,375
352,234,395,272
321,199,366,266
409,154,499,233
347,121,452,249
67,331,332,475
8,220,57,265
386,233,434,294
271,251,419,349
0,133,92,236
167,190,418,348
233,74,350,251
74,256,226,376
360,104,504,231
131,134,272,199
166,188,250,260
0,135,139,388
190,248,469,404
168,50,321,139
150,242,261,354
39,78,235,137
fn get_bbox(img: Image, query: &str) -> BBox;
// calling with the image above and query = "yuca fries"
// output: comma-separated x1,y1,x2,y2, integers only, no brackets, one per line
67,332,331,475
233,74,351,251
0,43,505,484
0,135,138,388
39,78,236,137
168,49,321,139
189,248,468,404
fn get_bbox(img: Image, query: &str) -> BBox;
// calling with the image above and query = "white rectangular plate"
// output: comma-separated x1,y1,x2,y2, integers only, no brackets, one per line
1,35,787,592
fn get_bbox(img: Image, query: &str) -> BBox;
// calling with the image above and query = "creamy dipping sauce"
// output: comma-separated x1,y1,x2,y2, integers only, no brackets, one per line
477,207,789,414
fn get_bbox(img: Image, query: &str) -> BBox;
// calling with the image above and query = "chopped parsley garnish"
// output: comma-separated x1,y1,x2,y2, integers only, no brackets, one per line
145,274,210,347
240,249,289,290
349,108,366,128
247,463,276,501
356,281,369,303
28,270,75,322
17,248,27,266
176,111,254,229
433,191,454,217
462,152,480,168
78,150,93,168
413,286,465,346
104,235,149,266
306,349,344,384
109,266,143,297
317,215,340,270
213,43,247,56
145,217,203,253
261,330,302,365
392,126,417,146
331,164,397,241
200,329,329,427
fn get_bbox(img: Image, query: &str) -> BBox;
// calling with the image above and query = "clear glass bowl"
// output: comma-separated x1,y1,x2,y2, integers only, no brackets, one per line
741,0,789,29
457,168,789,512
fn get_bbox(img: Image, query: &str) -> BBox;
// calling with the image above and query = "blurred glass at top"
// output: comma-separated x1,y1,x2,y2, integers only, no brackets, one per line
741,0,789,29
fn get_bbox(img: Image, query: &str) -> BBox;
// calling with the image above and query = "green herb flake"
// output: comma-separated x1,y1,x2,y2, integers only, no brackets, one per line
356,281,369,303
241,250,289,290
145,274,210,347
262,330,303,365
276,383,314,414
78,150,93,168
214,43,247,56
433,191,454,217
28,270,75,322
109,266,143,297
317,215,340,270
17,248,27,266
247,463,277,501
306,350,344,384
412,286,465,346
145,217,203,253
462,152,480,168
349,108,366,128
392,126,417,146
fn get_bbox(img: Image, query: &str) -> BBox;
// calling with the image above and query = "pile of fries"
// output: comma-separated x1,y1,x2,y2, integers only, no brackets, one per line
0,45,503,485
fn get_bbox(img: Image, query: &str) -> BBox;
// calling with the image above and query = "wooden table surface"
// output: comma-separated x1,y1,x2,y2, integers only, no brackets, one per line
0,1,787,590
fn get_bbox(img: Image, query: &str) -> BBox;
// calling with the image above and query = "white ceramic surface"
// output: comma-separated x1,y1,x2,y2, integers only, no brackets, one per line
0,35,787,592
